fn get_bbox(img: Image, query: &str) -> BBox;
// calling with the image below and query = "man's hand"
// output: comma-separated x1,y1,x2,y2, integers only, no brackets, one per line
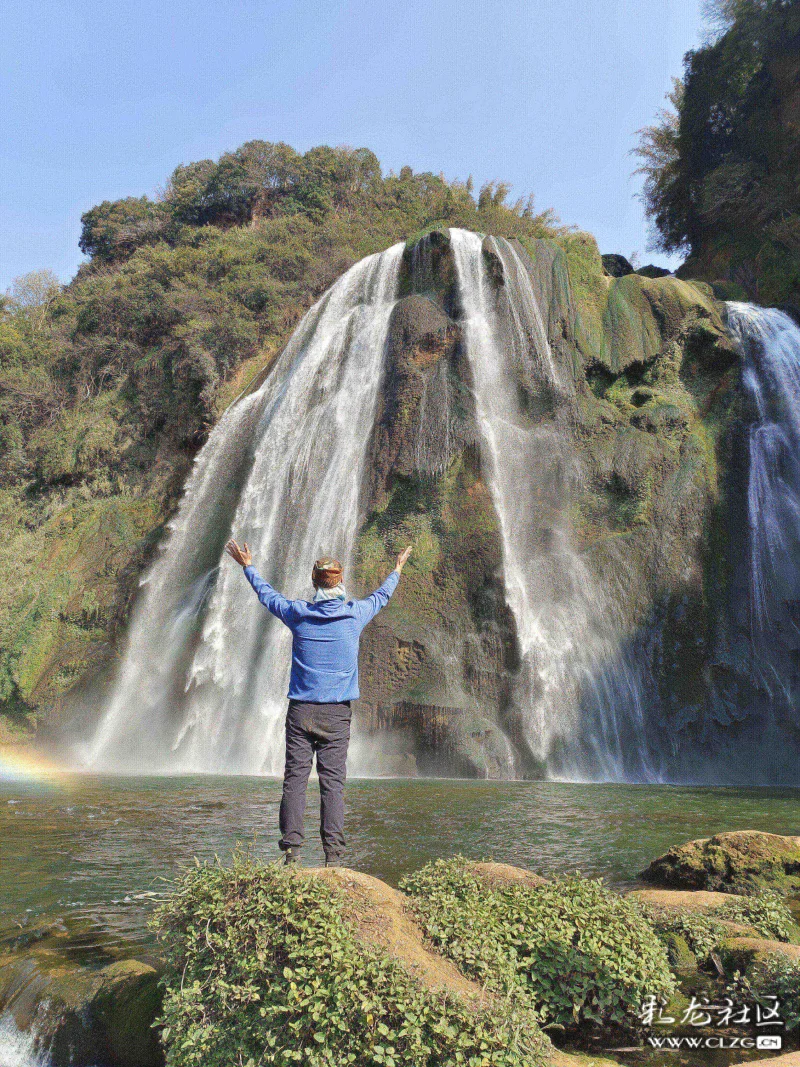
394,545,413,574
225,538,252,568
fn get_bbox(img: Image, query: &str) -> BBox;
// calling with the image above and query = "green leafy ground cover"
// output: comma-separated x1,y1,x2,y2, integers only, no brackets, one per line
730,955,800,1032
152,855,550,1067
400,858,675,1033
639,890,796,964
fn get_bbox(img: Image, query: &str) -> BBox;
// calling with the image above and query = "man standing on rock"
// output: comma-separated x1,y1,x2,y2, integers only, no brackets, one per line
225,539,413,867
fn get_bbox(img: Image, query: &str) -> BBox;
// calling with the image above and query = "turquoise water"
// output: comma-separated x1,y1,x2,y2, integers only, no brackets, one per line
2,775,799,952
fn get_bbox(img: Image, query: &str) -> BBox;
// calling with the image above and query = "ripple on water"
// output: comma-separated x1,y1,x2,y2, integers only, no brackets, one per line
1,775,799,959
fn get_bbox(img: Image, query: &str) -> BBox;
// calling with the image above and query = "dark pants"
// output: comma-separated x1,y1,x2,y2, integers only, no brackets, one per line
279,699,351,860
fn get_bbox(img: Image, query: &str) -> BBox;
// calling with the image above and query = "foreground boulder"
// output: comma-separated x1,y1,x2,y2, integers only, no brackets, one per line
308,867,482,1000
465,860,547,890
628,888,739,913
719,935,800,973
401,856,675,1036
0,937,162,1067
313,867,617,1067
639,831,800,894
731,1055,800,1067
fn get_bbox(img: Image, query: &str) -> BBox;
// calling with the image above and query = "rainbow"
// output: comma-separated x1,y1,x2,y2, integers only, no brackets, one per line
0,746,69,785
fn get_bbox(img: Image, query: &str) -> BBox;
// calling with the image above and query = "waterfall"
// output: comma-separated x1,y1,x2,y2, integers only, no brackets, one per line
726,303,800,717
89,243,403,773
0,1014,47,1067
449,229,656,781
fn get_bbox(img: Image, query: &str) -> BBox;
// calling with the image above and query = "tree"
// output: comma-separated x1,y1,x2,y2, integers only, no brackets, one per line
164,160,220,225
633,80,689,254
236,140,303,216
80,197,166,262
6,270,61,332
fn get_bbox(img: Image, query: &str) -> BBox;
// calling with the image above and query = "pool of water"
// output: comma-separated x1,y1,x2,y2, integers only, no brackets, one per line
2,775,799,954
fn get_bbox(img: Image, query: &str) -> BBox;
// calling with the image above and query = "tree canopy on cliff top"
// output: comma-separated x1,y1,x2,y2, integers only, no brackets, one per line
1,143,556,496
635,0,800,308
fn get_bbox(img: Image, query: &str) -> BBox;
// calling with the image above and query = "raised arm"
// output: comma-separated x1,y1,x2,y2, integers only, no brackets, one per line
225,538,297,626
355,545,412,629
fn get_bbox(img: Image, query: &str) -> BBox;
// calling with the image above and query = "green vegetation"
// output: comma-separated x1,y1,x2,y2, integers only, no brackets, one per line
722,890,797,942
400,857,675,1032
639,891,796,965
635,0,800,309
151,854,550,1067
729,955,800,1031
0,142,557,737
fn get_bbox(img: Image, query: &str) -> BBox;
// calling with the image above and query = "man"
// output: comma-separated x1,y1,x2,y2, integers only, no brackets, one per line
224,538,412,867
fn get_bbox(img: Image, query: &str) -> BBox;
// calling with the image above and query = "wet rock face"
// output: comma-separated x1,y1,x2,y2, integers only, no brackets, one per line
639,831,800,895
354,229,749,779
362,293,466,512
0,943,163,1067
356,241,524,777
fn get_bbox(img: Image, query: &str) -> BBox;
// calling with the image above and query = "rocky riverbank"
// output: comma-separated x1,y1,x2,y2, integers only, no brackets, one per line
2,830,798,1067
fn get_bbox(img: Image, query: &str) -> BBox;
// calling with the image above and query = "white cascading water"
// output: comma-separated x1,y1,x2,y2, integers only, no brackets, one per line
0,1014,46,1067
89,243,404,773
726,302,800,672
449,229,654,781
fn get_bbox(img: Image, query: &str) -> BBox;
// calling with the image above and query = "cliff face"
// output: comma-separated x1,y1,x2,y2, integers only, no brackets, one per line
354,233,520,776
677,12,800,315
0,143,559,746
4,217,780,781
352,229,746,779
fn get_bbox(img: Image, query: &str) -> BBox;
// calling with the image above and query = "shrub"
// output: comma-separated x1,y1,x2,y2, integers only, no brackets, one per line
400,858,675,1032
152,854,550,1067
722,890,795,943
28,411,120,487
641,890,796,964
729,956,800,1031
645,910,730,964
79,197,167,262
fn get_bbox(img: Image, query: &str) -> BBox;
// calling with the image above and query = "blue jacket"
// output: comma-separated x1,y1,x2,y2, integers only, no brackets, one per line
243,566,399,702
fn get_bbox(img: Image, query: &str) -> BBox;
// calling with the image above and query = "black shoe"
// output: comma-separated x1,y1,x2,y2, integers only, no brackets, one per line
284,849,299,866
324,856,343,868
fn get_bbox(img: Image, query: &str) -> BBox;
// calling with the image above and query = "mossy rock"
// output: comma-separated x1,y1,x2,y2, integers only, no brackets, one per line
90,959,163,1067
640,832,800,895
0,947,163,1067
636,265,671,279
663,931,699,975
403,224,451,254
601,253,634,278
718,936,800,977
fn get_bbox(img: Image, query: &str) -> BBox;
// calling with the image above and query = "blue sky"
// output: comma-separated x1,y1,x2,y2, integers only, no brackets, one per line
1,0,706,290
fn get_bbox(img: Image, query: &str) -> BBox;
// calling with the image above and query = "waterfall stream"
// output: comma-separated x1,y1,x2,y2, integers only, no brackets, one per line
449,229,655,781
0,1014,46,1067
726,303,800,723
89,243,403,773
85,237,800,783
